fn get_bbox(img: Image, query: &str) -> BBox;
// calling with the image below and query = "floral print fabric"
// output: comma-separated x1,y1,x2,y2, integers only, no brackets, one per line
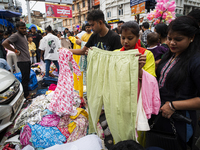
39,114,60,127
48,48,81,116
20,125,32,146
67,114,88,142
14,95,50,131
28,123,66,148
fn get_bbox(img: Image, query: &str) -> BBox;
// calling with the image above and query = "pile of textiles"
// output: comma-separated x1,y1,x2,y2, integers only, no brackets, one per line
1,92,104,150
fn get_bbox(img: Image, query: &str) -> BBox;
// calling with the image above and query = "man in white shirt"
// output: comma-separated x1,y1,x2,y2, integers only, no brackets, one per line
39,25,61,77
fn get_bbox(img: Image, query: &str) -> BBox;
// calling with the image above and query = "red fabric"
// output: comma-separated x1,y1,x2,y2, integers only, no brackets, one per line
79,97,86,108
49,84,57,91
137,39,141,47
57,127,70,143
2,144,15,150
120,43,146,55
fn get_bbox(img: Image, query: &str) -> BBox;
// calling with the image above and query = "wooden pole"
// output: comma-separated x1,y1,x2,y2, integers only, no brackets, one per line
137,14,140,24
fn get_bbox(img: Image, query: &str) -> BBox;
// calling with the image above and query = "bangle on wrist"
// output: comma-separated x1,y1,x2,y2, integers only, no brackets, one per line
171,101,176,110
15,49,18,53
138,77,142,80
169,102,175,111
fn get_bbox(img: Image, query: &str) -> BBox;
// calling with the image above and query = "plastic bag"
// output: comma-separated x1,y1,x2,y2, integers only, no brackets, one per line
14,69,38,91
40,59,46,72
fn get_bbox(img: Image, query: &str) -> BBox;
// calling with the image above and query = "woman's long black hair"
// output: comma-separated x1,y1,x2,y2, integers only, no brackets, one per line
157,16,200,92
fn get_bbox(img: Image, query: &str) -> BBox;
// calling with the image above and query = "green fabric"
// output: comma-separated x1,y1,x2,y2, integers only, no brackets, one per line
87,47,139,143
26,23,32,28
140,41,146,48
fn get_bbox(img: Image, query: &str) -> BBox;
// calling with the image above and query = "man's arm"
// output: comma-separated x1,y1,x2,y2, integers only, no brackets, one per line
69,46,88,55
2,39,20,55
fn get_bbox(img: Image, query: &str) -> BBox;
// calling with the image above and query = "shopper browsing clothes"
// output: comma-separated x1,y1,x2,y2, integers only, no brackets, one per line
155,16,200,150
39,25,61,77
69,10,122,55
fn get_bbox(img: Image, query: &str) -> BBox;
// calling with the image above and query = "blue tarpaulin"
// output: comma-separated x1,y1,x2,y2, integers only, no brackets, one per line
0,19,14,28
0,10,21,18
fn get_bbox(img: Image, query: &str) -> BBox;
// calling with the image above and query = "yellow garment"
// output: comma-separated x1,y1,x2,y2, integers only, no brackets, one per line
68,36,81,49
114,49,156,77
143,50,156,77
45,90,53,95
68,122,77,134
68,36,84,98
28,42,36,57
81,32,93,42
73,55,83,98
70,108,88,120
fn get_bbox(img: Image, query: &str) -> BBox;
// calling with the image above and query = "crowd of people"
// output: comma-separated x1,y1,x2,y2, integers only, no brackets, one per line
0,8,200,150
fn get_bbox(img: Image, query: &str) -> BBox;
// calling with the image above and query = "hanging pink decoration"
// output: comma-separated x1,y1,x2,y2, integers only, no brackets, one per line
147,0,176,25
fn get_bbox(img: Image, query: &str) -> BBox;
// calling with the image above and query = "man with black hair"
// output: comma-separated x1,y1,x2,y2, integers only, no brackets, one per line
70,10,122,55
117,20,124,34
2,21,31,99
39,25,61,77
31,26,42,62
141,22,151,47
188,9,200,26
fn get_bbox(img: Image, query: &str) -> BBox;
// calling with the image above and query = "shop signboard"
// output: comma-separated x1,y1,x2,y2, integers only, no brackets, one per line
45,3,72,18
131,2,145,16
93,0,100,6
107,19,120,24
26,0,73,5
130,0,147,7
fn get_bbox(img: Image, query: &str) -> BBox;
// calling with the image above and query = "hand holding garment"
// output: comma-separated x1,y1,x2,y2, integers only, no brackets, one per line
87,47,139,143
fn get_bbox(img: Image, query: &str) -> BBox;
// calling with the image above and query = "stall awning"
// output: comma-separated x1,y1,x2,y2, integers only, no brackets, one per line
0,19,14,28
0,10,21,18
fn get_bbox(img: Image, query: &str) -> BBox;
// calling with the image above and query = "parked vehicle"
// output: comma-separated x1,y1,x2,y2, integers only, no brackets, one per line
0,68,25,132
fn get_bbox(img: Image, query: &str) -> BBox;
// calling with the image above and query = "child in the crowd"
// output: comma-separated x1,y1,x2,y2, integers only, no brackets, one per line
115,21,156,77
27,34,37,64
147,32,168,61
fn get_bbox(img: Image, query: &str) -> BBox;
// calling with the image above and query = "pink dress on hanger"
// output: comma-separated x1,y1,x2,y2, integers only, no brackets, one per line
48,48,81,116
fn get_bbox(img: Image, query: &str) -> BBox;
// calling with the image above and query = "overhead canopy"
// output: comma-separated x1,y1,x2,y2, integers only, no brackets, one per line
28,24,43,33
0,19,14,28
0,10,21,18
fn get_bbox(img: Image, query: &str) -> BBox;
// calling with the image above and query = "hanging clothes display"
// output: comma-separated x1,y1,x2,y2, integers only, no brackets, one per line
141,70,160,119
68,36,84,98
87,47,139,143
79,41,87,85
73,55,84,98
48,48,81,116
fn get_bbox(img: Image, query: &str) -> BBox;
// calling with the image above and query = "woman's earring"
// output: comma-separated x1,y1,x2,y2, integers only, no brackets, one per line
191,40,193,42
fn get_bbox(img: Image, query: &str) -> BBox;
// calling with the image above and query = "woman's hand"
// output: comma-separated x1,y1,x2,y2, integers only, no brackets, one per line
160,101,175,119
136,54,146,78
